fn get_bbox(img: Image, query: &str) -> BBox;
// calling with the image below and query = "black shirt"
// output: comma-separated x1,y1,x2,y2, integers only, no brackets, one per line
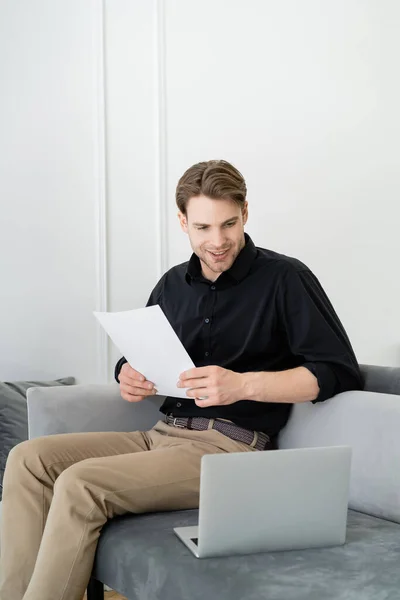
115,234,362,438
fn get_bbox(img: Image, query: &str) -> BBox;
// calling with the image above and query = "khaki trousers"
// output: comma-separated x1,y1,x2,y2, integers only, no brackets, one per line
0,419,257,600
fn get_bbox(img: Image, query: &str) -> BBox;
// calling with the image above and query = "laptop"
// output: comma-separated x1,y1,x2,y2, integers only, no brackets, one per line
174,445,352,558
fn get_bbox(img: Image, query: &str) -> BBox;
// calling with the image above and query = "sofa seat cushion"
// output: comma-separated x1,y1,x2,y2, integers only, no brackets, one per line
93,509,400,600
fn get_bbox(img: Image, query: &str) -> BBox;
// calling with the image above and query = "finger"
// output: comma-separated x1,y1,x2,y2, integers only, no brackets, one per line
120,387,143,399
194,397,214,407
179,366,212,382
121,387,157,402
186,386,208,398
178,376,211,389
121,363,147,382
122,392,146,403
121,383,157,396
120,379,155,393
121,362,143,377
120,374,155,389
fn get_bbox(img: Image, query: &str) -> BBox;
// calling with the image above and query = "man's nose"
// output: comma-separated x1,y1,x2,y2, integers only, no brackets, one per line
210,230,226,248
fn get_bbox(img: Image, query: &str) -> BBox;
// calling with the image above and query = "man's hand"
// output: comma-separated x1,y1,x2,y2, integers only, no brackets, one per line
177,366,245,408
118,363,157,403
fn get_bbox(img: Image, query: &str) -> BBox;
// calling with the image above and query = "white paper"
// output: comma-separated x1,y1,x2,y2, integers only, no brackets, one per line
94,305,195,398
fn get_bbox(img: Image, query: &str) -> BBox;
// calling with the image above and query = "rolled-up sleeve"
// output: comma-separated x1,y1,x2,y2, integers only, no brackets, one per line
277,265,362,402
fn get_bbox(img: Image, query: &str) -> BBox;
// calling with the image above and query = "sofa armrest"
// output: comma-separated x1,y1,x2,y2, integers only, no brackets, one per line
360,363,400,395
27,384,165,438
278,390,400,524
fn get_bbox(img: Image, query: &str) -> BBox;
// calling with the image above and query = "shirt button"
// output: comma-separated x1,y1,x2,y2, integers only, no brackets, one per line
205,351,209,357
211,285,216,290
176,402,182,408
204,318,210,324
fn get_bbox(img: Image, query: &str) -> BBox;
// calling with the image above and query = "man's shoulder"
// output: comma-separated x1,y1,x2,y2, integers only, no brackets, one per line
147,262,188,305
255,246,310,276
166,260,189,277
158,261,189,286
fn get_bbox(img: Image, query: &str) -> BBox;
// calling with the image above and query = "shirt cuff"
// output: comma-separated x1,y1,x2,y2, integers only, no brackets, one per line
302,362,337,403
114,357,127,383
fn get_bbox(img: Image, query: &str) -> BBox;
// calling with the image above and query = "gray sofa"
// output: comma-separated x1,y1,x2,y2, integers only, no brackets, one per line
11,365,400,598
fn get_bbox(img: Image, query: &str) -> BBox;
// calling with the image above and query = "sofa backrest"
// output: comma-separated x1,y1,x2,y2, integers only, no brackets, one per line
279,364,400,523
359,363,400,395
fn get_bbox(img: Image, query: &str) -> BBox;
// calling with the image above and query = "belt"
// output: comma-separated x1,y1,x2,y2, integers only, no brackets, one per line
164,413,271,451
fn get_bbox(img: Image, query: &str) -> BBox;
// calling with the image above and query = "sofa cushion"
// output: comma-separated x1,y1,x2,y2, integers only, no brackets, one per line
92,508,400,600
278,390,400,524
0,377,75,500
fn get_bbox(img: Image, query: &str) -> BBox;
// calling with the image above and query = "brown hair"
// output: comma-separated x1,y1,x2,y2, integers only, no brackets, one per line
176,160,247,215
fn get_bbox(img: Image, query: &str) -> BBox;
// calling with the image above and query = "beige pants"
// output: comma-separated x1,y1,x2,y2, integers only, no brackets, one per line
0,419,257,600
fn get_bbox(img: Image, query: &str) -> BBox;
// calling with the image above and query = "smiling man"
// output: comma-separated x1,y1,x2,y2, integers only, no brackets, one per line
117,160,361,418
0,160,362,600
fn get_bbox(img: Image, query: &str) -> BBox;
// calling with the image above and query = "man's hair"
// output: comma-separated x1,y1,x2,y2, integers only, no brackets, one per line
176,160,247,215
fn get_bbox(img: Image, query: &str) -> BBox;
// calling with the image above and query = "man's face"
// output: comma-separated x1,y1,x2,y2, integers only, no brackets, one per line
178,195,248,281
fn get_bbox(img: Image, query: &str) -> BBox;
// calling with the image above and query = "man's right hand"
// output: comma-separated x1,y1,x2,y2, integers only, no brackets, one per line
118,362,157,403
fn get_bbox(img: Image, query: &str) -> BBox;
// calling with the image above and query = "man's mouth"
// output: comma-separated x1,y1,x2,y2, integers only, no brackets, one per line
207,249,230,261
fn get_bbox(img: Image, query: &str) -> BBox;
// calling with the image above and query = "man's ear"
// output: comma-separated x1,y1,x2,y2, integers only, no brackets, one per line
242,201,249,226
177,211,188,233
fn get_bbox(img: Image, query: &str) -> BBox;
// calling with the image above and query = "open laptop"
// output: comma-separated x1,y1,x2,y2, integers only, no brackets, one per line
174,445,352,558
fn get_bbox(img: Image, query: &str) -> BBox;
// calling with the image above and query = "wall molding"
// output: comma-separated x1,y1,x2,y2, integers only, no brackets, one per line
92,0,109,383
91,0,167,382
154,0,169,278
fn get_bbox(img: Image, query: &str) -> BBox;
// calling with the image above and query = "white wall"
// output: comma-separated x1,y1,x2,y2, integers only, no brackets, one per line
164,0,400,367
0,0,103,382
0,0,399,383
104,0,160,379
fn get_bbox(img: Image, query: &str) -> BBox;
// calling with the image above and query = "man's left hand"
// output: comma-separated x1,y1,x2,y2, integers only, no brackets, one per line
177,366,245,407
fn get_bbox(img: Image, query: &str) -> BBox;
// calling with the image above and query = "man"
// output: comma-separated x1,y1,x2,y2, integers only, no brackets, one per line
0,160,362,600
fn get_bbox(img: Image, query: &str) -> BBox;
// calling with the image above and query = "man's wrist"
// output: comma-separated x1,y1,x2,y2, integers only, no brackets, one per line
241,371,272,402
241,367,319,404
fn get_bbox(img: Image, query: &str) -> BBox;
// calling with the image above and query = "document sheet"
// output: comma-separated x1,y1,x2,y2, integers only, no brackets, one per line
94,305,195,398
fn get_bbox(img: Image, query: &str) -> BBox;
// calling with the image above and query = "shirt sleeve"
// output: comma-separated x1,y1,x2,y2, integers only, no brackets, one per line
277,265,363,403
113,276,165,383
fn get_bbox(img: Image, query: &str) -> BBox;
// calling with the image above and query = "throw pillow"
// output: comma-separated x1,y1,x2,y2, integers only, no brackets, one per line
0,377,75,500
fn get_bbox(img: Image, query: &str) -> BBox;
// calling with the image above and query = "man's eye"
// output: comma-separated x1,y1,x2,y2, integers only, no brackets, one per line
197,226,207,230
225,222,235,227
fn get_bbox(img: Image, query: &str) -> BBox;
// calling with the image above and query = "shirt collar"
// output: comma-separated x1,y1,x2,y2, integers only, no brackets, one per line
185,233,257,285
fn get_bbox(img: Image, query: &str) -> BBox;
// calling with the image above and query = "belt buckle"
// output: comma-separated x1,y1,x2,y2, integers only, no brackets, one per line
173,417,186,428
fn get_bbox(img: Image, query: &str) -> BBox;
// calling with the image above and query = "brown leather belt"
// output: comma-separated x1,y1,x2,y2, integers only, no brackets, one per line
164,413,271,451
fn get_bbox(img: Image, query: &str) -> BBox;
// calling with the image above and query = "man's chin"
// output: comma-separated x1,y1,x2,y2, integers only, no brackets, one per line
203,258,233,274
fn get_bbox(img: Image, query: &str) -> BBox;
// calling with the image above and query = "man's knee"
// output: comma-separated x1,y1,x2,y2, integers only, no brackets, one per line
7,437,48,471
52,460,110,517
53,460,94,500
6,436,74,488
